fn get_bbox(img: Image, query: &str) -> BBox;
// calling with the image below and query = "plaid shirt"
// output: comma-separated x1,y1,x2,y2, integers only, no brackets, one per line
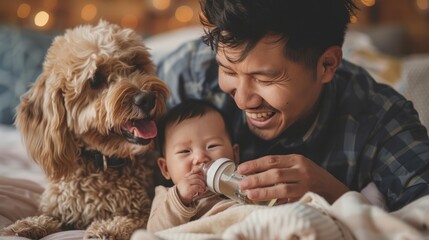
156,38,429,211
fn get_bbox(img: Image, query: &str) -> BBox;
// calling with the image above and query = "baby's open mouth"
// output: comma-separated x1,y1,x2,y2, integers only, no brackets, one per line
120,119,157,145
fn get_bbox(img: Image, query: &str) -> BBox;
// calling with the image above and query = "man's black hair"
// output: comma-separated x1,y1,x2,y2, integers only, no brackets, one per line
200,0,358,68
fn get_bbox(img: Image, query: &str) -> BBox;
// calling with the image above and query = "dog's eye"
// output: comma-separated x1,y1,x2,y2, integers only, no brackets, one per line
90,70,107,89
132,55,153,74
130,62,142,73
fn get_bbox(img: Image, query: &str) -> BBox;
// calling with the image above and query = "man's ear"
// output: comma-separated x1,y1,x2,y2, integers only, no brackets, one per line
317,46,342,84
232,144,240,164
157,157,171,180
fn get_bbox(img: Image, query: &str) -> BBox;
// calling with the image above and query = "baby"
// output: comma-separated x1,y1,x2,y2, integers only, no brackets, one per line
147,99,240,232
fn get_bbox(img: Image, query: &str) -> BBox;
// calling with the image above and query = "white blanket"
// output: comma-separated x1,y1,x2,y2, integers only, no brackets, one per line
131,192,429,240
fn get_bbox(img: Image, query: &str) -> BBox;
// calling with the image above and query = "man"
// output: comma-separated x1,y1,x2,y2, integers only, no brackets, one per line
156,0,429,211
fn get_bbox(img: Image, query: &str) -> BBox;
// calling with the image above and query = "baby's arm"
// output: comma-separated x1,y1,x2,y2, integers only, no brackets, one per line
146,173,206,232
176,171,206,206
146,185,195,232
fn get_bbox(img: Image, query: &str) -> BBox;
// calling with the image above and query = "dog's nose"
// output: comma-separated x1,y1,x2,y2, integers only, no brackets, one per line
133,92,156,112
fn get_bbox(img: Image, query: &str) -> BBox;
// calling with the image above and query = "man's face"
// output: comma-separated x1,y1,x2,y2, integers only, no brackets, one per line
216,35,326,140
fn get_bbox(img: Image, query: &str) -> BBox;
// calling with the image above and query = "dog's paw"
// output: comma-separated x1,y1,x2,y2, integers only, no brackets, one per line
0,215,62,238
84,216,144,240
0,227,16,236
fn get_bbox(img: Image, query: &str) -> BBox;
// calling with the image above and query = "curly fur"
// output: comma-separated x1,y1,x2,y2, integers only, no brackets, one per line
1,20,169,239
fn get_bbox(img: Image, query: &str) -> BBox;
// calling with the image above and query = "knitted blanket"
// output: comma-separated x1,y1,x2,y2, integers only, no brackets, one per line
131,191,429,240
0,177,428,240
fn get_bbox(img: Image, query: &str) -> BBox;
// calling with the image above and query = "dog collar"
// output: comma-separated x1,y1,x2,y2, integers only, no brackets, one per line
82,149,128,171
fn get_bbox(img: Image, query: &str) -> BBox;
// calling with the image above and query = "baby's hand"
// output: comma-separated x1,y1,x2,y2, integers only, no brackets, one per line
176,170,206,206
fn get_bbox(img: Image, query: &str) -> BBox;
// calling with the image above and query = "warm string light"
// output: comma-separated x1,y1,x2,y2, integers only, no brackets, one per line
416,0,429,10
361,0,376,7
81,4,98,21
17,3,31,19
15,1,201,31
34,11,50,27
175,5,193,23
153,0,171,11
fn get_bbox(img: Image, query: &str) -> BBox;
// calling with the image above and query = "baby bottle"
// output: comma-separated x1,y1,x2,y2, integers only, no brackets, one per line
201,158,277,206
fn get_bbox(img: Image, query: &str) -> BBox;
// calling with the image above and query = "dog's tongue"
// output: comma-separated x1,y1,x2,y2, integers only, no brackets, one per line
129,119,157,139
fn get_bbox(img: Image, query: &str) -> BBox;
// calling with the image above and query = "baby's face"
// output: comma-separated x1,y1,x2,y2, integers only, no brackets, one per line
161,111,238,184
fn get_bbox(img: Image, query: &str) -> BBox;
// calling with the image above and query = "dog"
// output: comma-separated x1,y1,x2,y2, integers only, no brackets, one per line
0,20,169,239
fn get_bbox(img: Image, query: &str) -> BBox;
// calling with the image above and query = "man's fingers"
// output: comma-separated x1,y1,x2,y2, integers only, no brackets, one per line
237,155,299,174
246,183,305,202
240,168,301,190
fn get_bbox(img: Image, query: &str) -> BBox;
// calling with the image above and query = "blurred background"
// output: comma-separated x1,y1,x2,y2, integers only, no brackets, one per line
0,0,428,53
0,0,201,36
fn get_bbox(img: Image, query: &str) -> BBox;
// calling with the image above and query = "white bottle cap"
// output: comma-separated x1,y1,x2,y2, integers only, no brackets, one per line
206,158,234,193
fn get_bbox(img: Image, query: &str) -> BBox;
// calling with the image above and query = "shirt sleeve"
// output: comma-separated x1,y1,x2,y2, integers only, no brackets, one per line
146,185,197,232
370,97,429,211
155,38,230,109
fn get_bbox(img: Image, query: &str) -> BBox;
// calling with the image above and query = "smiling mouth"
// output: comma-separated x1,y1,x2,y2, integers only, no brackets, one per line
120,119,157,145
245,111,276,122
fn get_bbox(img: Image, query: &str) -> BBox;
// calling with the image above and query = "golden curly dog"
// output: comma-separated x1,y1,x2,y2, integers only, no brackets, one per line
1,20,169,239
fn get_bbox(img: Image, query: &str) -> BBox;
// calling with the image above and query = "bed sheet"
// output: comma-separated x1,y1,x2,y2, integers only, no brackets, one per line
0,125,47,186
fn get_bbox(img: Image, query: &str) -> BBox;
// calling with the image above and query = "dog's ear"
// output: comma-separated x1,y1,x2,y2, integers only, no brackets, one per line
15,71,79,181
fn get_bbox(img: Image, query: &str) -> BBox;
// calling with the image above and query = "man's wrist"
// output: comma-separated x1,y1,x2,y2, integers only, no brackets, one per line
326,182,349,204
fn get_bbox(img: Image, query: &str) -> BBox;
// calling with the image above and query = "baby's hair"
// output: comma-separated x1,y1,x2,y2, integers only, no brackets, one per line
157,99,233,157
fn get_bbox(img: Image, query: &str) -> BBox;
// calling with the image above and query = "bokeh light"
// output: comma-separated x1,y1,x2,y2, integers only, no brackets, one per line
17,3,31,19
361,0,376,7
81,4,98,21
153,0,171,10
416,0,429,10
34,11,50,27
175,5,193,23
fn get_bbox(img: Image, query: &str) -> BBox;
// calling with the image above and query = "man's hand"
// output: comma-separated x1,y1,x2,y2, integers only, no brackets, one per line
176,171,206,206
237,154,349,204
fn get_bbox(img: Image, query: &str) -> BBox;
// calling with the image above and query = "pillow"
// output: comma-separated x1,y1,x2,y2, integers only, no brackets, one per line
144,26,203,65
0,25,56,125
343,31,402,88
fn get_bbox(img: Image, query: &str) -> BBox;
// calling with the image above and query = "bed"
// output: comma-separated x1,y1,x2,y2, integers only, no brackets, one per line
0,26,428,239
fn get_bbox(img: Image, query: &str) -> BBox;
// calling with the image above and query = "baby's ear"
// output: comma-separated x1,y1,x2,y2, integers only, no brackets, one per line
232,144,240,164
157,157,171,180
